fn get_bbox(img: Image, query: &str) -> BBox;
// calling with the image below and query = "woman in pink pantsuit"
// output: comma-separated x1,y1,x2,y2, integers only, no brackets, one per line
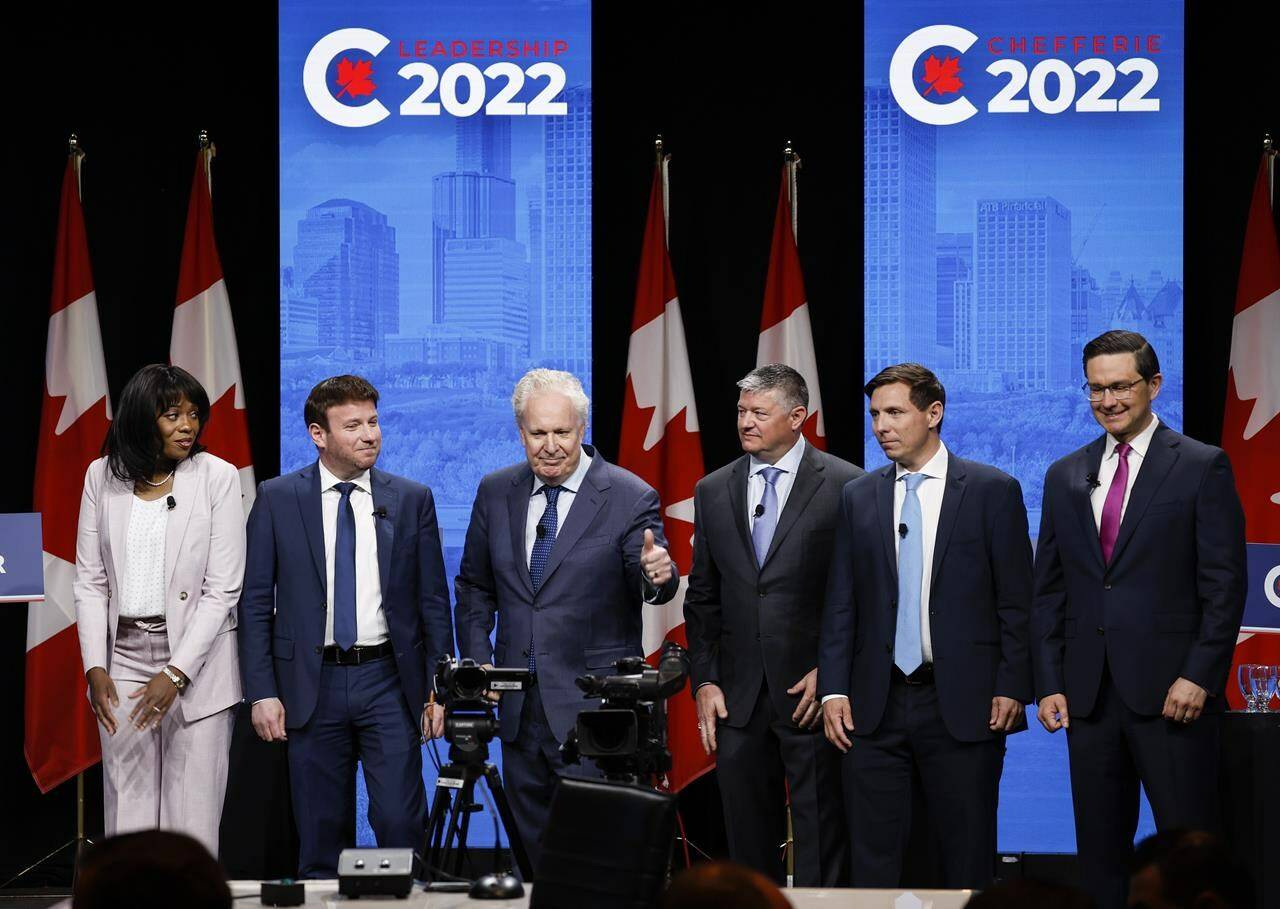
75,364,245,856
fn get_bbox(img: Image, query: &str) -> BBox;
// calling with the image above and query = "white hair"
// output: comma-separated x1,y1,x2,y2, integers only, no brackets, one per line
511,368,590,426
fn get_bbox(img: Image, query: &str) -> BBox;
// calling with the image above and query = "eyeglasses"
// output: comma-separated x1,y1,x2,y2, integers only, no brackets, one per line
1082,379,1146,402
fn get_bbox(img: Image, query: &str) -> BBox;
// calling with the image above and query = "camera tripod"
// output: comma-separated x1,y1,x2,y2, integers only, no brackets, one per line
422,739,532,884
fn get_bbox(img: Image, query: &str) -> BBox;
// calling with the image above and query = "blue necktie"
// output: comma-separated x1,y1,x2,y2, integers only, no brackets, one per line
894,472,927,676
333,481,358,651
527,485,561,673
751,466,784,567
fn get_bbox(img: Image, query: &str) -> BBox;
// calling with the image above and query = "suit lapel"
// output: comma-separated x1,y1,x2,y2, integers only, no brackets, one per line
507,467,535,596
728,457,754,567
1073,436,1108,573
928,456,967,597
165,461,196,591
296,464,327,595
107,481,131,595
370,469,398,599
876,465,898,587
541,453,609,589
761,445,825,569
1108,424,1179,569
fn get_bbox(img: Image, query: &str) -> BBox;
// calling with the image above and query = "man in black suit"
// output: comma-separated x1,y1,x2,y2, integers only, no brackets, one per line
684,364,861,886
819,362,1033,889
1032,331,1247,909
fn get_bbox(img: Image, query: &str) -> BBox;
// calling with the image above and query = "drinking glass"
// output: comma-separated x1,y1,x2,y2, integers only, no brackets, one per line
1252,665,1280,712
1237,663,1259,711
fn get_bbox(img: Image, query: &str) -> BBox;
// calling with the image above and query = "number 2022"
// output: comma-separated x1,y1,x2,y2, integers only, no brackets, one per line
986,57,1159,114
397,61,567,117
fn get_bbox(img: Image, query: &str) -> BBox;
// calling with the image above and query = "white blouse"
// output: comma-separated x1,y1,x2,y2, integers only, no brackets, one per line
119,496,169,619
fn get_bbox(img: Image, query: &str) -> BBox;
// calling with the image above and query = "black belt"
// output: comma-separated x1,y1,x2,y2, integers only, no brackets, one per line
323,642,394,665
893,663,935,686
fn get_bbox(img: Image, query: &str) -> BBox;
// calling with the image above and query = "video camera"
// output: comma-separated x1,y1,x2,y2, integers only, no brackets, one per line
562,641,689,781
434,657,532,760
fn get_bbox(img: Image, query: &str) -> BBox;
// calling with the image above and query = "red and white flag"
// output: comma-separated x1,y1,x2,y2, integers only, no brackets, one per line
618,154,711,791
171,146,255,511
25,150,111,792
757,158,825,448
1223,150,1280,708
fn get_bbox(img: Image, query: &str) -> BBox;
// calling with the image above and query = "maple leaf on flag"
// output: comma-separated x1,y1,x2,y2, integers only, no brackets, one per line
921,53,963,96
335,57,376,98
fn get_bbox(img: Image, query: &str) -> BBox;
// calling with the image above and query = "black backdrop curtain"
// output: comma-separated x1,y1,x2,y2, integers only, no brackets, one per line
2,3,1274,883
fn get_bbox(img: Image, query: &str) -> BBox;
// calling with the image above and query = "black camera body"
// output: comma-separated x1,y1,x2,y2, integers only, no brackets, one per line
562,642,689,781
434,657,532,761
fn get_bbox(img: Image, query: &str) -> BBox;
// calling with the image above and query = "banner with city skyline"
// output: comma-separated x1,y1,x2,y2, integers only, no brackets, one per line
865,0,1183,852
279,0,591,845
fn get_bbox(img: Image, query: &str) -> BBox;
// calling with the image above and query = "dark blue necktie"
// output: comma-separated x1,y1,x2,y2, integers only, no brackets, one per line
333,481,358,650
527,485,561,673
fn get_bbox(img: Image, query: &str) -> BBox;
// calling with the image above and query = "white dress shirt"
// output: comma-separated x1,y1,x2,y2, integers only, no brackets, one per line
1091,414,1160,530
525,449,593,564
894,442,949,664
319,460,388,647
746,435,807,531
119,495,169,619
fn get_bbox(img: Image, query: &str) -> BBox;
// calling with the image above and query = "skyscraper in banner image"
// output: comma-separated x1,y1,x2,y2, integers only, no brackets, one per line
543,85,592,388
864,84,936,375
292,200,399,358
974,197,1072,391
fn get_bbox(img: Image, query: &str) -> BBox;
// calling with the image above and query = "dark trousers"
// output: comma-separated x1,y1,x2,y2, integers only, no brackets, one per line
843,674,1004,889
715,680,848,886
1067,666,1221,909
287,655,426,878
500,684,601,875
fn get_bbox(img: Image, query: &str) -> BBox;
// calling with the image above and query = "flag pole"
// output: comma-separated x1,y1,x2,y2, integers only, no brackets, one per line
655,135,670,247
784,140,800,242
198,129,215,197
1264,133,1275,208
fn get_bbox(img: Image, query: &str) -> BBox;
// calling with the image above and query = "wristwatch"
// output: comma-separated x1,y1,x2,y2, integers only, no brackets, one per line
162,666,188,693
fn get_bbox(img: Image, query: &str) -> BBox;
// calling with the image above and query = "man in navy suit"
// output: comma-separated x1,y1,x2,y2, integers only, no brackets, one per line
455,368,679,873
238,375,454,878
1032,331,1247,909
819,363,1033,889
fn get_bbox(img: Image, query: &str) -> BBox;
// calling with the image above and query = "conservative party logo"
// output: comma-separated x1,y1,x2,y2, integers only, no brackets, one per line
890,24,1164,125
303,27,570,127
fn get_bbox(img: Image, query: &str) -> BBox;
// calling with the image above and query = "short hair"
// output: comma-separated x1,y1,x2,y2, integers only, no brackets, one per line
662,862,790,909
1129,829,1253,909
304,374,379,430
73,830,231,909
102,364,210,485
511,368,590,425
736,363,809,411
1082,330,1160,380
864,362,946,430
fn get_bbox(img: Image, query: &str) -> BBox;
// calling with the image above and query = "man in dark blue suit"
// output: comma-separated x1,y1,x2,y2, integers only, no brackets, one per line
238,375,454,878
1032,331,1247,909
819,363,1033,889
455,368,679,873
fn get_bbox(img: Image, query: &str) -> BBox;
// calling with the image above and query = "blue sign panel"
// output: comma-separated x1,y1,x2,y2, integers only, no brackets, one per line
0,513,45,603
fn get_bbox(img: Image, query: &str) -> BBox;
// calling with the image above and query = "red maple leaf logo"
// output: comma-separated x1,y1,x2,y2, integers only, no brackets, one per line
335,57,376,98
921,53,963,96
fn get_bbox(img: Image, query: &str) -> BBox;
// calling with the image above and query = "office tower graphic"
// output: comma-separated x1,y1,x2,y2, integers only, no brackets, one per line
292,199,399,358
952,277,975,370
441,237,530,352
974,197,1073,390
431,172,518,325
528,187,544,359
280,267,319,352
542,84,592,388
936,232,973,368
1071,265,1103,354
864,85,937,377
457,115,512,179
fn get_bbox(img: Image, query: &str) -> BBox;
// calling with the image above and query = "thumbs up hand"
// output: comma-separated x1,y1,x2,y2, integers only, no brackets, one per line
640,528,673,587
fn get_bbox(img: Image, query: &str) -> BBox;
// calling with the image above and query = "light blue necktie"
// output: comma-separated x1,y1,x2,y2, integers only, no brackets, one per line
333,481,358,650
894,472,927,676
527,485,561,673
751,466,784,567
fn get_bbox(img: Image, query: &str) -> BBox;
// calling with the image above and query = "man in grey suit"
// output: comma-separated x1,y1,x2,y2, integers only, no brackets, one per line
454,368,679,874
684,363,862,886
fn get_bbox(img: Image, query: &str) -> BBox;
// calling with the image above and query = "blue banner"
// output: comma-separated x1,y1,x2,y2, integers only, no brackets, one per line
865,0,1184,852
279,0,591,845
0,513,44,603
1243,543,1280,632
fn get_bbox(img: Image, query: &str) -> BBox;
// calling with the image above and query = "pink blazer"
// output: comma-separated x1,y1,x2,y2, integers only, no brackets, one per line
74,452,246,722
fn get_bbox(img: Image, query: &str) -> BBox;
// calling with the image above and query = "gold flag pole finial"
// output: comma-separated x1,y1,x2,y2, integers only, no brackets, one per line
1264,133,1274,154
198,130,216,196
198,129,211,149
68,133,86,198
654,134,665,164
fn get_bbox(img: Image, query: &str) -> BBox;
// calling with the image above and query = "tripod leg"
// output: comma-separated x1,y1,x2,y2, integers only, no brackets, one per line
449,777,478,879
422,776,456,882
483,764,533,881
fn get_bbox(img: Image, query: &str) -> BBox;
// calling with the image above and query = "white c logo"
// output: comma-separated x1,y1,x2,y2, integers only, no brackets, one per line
303,28,391,128
1265,565,1280,609
889,24,979,126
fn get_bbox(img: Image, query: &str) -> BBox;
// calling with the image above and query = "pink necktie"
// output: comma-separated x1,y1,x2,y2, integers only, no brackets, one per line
1098,442,1131,563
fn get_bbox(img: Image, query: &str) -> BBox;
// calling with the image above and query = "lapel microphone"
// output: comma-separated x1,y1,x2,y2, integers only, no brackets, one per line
753,503,765,519
1085,473,1101,491
898,523,908,538
166,496,176,511
373,506,388,519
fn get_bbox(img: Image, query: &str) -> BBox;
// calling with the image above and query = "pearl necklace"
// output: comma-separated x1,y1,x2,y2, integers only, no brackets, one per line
141,470,175,488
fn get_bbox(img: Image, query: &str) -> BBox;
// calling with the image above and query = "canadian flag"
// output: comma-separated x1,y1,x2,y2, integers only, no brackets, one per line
1223,150,1280,708
617,155,711,791
171,146,255,511
25,151,111,792
757,159,825,448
